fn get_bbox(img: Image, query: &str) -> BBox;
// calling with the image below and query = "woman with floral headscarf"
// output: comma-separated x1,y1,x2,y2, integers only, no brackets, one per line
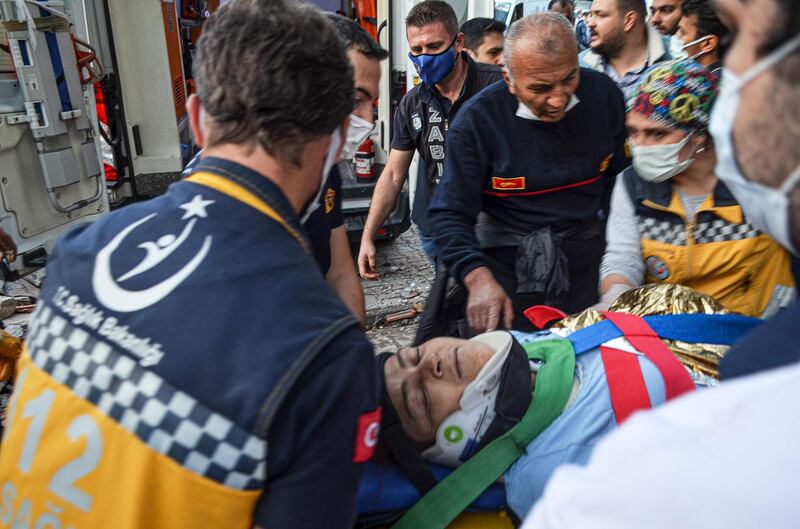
597,60,795,317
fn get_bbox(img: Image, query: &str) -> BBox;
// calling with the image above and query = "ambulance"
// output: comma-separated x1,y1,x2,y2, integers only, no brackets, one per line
0,0,503,272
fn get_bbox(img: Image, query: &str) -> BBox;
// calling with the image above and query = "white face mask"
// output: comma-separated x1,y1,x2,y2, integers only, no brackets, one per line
299,126,343,224
631,133,697,183
670,35,688,60
516,95,581,121
339,113,376,162
670,35,712,61
709,34,800,255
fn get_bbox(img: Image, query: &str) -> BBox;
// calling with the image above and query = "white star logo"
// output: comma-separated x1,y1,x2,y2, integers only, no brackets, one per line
179,195,215,220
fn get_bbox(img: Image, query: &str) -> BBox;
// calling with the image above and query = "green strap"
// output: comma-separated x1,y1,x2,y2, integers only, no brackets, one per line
391,339,576,529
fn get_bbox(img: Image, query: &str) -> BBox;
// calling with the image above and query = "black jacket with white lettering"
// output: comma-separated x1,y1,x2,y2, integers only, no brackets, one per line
3,157,378,529
392,53,501,233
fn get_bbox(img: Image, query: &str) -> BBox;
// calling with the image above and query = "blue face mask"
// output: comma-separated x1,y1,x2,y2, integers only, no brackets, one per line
408,37,458,86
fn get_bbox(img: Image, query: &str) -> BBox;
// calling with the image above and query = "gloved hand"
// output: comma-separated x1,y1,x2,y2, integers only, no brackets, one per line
590,283,633,312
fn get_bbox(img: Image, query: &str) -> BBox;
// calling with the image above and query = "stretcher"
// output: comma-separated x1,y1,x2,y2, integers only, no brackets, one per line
357,311,761,529
356,462,513,528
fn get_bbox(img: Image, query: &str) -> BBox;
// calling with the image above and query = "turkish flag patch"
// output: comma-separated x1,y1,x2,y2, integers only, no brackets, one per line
353,407,382,463
491,176,526,191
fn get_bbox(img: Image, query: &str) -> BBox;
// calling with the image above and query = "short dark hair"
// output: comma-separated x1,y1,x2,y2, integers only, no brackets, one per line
195,0,353,167
406,1,459,39
770,0,800,83
326,13,389,61
548,0,575,10
680,0,731,56
616,0,647,22
460,17,506,50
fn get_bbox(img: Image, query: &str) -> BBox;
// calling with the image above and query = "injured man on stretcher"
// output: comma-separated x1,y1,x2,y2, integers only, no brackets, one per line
359,284,761,527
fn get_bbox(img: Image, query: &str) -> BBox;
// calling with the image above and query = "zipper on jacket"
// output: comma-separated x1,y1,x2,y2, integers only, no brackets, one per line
642,198,693,281
685,218,695,282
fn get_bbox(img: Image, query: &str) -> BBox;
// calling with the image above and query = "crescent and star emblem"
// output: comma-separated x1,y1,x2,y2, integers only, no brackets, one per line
92,195,215,313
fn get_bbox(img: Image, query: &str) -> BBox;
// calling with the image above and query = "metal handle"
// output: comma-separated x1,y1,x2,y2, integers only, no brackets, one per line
377,19,388,47
46,173,104,214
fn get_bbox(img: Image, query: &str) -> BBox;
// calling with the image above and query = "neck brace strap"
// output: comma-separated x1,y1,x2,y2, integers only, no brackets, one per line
391,338,576,529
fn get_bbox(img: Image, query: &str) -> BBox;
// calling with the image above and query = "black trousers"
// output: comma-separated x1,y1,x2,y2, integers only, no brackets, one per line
484,237,604,332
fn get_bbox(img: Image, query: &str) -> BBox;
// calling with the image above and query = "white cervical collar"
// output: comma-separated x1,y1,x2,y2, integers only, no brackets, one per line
422,331,514,467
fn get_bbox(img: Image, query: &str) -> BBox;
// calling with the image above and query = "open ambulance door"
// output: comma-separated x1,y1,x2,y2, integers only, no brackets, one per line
0,0,110,275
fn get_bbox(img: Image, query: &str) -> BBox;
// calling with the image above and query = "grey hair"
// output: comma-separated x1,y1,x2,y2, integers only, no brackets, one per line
194,0,354,167
503,13,577,80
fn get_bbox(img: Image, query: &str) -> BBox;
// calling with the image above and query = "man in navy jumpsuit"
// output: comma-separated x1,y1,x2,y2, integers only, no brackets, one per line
430,13,629,333
0,2,379,528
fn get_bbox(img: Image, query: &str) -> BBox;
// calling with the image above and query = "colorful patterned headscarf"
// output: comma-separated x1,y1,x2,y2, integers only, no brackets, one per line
628,60,720,134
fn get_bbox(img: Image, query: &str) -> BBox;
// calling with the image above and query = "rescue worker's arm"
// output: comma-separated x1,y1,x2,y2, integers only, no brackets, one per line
596,178,643,309
327,225,365,325
428,111,513,332
253,328,378,529
357,148,415,279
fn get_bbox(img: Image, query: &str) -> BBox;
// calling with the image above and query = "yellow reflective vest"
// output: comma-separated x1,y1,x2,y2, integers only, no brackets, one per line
622,169,796,318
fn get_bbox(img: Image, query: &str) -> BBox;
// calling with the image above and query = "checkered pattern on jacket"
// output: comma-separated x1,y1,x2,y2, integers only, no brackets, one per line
636,217,688,245
25,304,267,490
693,219,760,244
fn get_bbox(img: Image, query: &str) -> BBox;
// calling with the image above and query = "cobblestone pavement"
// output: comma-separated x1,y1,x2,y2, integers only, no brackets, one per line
359,225,434,324
366,315,420,353
357,225,434,352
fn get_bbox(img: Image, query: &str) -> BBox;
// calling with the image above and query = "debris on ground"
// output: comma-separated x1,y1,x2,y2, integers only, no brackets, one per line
360,227,435,352
385,307,418,323
359,225,434,327
367,314,420,353
0,269,44,341
0,298,15,321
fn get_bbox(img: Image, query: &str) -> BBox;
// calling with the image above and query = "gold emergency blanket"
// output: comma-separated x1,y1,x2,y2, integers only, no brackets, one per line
556,284,730,379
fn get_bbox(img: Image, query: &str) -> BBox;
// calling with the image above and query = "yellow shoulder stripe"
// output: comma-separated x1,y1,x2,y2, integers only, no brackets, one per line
187,171,309,253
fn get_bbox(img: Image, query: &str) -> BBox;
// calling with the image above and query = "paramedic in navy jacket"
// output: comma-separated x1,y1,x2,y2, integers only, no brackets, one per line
181,14,387,326
430,13,629,333
0,3,379,529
